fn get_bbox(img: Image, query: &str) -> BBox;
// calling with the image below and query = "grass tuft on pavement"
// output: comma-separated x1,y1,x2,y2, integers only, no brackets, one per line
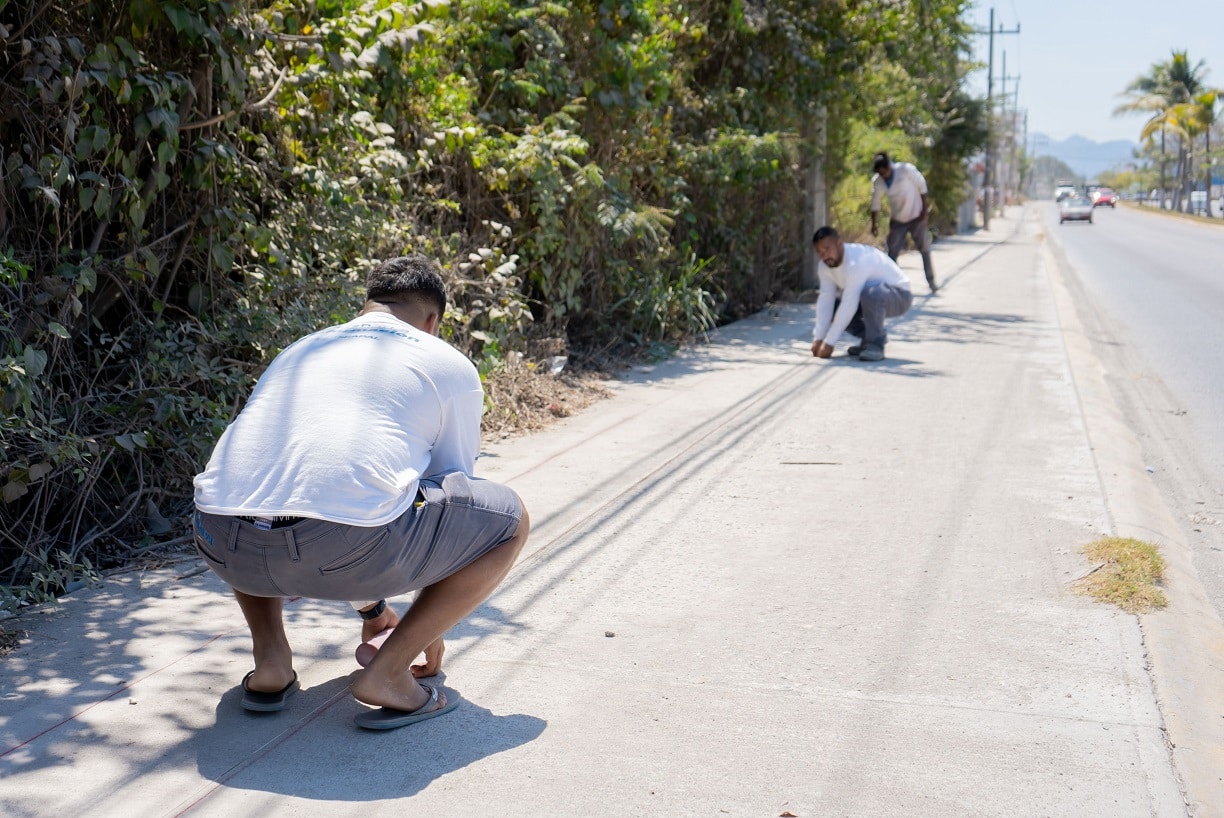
1075,536,1168,613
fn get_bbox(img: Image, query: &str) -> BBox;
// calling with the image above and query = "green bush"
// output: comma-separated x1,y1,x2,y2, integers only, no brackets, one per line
1,0,982,605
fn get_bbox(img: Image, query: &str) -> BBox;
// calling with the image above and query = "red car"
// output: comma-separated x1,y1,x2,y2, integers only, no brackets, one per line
1091,187,1118,207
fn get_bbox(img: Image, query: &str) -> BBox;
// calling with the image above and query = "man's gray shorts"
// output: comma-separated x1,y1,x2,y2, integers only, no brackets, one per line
193,471,522,601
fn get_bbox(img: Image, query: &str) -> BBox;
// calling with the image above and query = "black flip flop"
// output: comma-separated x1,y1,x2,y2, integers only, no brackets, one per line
240,670,300,712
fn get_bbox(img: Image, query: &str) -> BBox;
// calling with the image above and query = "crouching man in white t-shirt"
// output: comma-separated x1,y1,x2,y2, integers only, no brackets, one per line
809,226,913,362
193,255,529,730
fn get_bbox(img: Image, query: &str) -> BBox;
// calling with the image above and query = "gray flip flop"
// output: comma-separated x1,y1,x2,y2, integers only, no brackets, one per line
354,683,460,730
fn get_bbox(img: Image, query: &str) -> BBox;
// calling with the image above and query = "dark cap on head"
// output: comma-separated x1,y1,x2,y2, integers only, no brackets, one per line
365,255,447,316
872,152,891,172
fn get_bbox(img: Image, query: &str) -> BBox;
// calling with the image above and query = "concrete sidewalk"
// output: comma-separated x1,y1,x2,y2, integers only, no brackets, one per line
0,209,1200,816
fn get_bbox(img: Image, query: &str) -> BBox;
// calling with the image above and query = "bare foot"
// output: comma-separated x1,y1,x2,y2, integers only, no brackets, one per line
246,644,295,693
351,669,445,713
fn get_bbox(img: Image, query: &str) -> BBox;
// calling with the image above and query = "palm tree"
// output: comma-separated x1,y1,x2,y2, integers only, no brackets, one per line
1196,91,1219,216
1116,51,1215,211
1146,105,1197,210
1165,51,1212,209
1165,51,1209,102
1169,91,1221,216
1116,62,1173,208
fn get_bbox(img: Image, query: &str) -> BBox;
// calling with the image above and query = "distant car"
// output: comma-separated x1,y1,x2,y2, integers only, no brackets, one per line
1059,196,1094,224
1054,182,1076,202
1091,187,1118,207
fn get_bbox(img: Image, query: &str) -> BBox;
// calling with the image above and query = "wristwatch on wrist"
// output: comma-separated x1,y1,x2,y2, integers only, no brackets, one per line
359,599,387,620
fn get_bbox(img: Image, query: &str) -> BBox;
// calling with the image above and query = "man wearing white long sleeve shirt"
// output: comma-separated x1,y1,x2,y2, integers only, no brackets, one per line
809,226,913,362
870,151,937,292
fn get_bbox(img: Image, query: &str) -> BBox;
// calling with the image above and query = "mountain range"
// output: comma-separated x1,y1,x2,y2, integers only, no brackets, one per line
1030,133,1138,180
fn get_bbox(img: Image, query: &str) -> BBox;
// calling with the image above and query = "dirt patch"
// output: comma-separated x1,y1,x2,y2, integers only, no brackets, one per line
0,625,28,656
481,353,613,439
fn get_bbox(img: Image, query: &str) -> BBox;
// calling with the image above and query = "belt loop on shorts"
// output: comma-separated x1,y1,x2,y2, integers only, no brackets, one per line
226,518,240,553
284,527,301,562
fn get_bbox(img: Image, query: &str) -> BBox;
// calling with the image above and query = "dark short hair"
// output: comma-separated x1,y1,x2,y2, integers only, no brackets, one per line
365,255,447,316
812,226,839,244
873,152,890,172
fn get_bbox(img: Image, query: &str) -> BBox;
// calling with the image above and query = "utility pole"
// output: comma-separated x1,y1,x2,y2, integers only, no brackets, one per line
1000,49,1008,209
1012,84,1024,200
1020,109,1029,197
801,108,827,290
998,51,1021,208
978,8,1020,230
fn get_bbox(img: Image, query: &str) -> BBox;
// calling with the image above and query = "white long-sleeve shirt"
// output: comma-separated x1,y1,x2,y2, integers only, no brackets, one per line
194,312,483,526
870,162,928,223
812,243,911,346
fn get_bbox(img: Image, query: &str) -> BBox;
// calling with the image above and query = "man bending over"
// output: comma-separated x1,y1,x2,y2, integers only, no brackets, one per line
870,151,938,293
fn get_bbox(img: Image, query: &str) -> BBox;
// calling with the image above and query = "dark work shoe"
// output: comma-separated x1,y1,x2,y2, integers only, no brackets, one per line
858,345,885,362
847,345,862,356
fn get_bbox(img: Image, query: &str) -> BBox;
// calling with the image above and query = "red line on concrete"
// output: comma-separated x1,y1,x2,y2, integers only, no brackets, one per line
166,685,351,817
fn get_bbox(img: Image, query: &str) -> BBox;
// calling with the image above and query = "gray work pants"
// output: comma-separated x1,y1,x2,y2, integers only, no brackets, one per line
887,216,936,288
842,282,913,348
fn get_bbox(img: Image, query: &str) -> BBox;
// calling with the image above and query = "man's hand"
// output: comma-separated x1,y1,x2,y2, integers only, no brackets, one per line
411,636,445,678
361,603,400,642
870,214,879,237
811,340,834,359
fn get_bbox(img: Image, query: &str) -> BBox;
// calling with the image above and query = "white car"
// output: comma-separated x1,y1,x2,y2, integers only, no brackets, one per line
1059,196,1094,224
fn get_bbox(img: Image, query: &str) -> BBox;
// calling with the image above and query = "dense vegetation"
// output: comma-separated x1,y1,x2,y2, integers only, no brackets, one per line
0,0,985,608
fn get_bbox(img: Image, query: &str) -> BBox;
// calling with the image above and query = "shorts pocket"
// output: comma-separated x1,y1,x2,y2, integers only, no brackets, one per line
318,528,389,575
194,535,227,567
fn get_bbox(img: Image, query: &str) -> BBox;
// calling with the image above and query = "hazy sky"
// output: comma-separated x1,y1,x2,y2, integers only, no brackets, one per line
965,0,1224,145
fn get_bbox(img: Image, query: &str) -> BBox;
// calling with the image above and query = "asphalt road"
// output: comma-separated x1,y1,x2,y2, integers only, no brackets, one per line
1041,201,1224,623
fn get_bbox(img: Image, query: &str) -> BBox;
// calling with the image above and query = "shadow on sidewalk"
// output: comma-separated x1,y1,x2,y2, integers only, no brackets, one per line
825,355,937,377
2,579,545,807
619,309,815,386
195,680,546,802
892,309,1032,347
